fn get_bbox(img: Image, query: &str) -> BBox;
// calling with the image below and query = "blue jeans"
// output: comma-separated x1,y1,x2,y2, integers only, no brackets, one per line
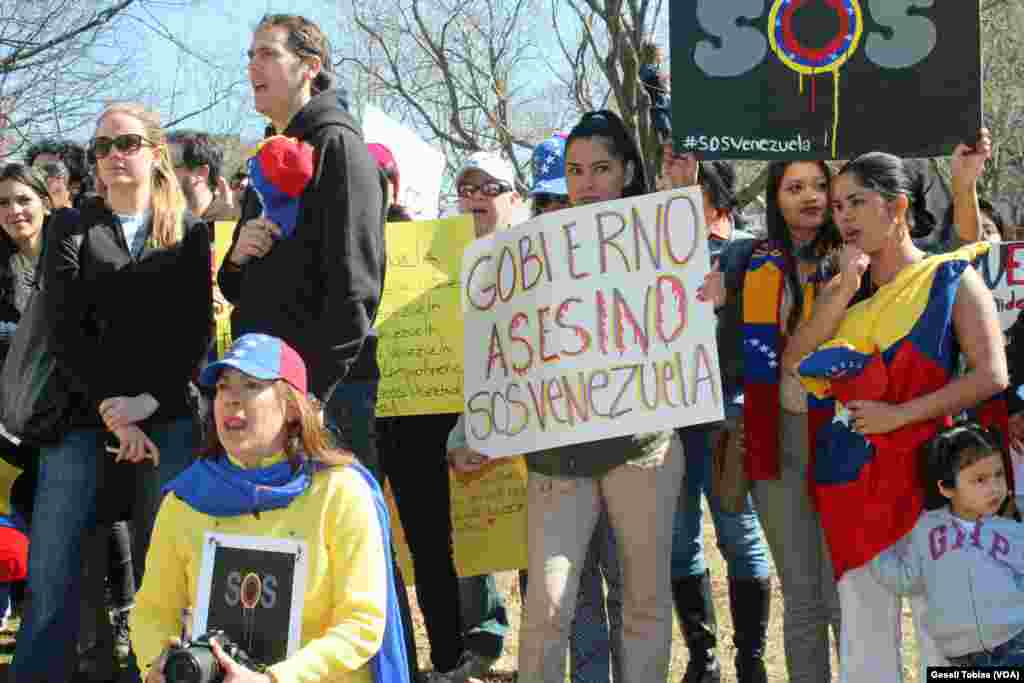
948,628,1024,666
12,418,196,683
324,380,380,481
671,425,771,580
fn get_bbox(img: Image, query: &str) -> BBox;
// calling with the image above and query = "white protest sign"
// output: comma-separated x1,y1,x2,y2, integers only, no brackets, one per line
362,104,445,220
461,187,723,457
979,241,1024,331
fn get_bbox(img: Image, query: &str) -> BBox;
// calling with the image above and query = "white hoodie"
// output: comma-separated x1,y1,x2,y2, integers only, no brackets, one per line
870,507,1024,657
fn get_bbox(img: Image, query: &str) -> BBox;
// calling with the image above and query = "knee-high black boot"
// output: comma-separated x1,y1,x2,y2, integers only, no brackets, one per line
728,577,771,683
672,571,721,683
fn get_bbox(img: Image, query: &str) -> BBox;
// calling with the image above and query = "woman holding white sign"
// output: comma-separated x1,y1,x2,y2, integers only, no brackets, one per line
132,333,408,683
511,110,683,683
700,159,844,683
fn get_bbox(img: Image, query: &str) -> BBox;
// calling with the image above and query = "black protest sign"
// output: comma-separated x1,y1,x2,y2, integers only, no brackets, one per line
670,0,981,160
196,535,306,667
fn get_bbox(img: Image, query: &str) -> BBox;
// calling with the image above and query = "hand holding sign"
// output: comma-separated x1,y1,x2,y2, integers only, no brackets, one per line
951,128,993,192
209,639,272,683
697,262,726,308
448,447,489,474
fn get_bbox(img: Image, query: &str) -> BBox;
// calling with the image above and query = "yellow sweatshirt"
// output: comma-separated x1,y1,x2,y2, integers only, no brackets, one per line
130,462,386,683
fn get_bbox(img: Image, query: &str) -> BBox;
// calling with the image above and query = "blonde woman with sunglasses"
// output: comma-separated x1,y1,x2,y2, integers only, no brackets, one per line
11,102,212,682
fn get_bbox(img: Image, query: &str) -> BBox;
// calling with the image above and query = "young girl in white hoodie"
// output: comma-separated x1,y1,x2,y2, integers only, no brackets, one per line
871,422,1024,667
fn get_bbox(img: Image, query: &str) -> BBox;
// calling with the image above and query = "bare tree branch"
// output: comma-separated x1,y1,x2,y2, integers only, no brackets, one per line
0,0,134,72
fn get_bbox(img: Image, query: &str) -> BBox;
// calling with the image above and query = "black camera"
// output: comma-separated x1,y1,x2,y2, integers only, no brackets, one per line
163,631,261,683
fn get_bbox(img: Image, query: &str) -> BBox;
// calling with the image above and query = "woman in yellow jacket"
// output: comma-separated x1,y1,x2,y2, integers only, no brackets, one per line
131,333,408,683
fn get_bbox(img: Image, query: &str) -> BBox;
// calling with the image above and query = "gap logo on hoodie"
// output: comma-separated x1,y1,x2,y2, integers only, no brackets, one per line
248,136,315,240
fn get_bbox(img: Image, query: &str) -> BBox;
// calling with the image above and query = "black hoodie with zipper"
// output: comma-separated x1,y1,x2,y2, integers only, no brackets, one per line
218,81,385,399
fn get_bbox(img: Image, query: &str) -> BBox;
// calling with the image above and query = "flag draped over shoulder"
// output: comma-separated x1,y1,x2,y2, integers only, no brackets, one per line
742,242,834,482
798,243,993,579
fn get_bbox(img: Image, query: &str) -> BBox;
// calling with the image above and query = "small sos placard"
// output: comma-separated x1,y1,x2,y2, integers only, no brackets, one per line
669,0,981,160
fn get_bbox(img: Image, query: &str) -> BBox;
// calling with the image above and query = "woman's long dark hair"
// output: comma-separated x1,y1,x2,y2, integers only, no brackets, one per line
0,164,51,321
764,160,842,333
699,160,738,221
0,163,51,259
838,152,931,239
566,110,648,199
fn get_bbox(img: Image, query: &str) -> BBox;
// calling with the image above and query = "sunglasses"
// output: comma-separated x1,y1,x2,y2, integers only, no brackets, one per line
457,181,513,198
90,134,155,159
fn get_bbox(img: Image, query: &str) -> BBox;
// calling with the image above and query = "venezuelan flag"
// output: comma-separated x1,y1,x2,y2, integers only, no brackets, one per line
798,243,991,579
247,135,314,240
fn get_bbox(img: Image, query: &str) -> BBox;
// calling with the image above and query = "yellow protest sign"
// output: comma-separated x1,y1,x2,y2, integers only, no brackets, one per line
213,222,236,358
385,456,528,580
0,458,20,518
376,216,474,417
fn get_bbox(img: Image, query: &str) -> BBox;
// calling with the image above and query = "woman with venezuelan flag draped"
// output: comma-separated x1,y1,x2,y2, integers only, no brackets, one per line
783,152,1008,682
131,334,408,683
699,160,843,683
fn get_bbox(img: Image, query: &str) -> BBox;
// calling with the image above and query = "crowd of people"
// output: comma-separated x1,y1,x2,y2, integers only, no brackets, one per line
0,9,1021,683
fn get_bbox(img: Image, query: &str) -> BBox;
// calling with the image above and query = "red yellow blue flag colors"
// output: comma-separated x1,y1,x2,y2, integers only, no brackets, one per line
798,243,992,579
742,241,833,481
247,135,314,240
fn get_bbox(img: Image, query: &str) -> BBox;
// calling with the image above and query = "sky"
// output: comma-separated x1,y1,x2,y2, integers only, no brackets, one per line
8,0,670,174
132,0,668,142
136,0,343,141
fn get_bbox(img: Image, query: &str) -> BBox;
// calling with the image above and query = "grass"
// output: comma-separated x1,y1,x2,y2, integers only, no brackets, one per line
407,498,923,682
0,499,923,681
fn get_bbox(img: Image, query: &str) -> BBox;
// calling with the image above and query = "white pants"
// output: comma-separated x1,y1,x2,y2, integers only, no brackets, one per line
518,437,684,683
839,564,948,682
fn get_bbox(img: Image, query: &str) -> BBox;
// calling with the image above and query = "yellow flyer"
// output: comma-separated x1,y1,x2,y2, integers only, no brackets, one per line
376,216,474,417
213,222,236,358
386,456,528,580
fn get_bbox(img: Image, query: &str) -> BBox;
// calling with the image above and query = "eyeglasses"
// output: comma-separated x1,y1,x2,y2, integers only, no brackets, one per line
90,134,154,159
457,181,513,198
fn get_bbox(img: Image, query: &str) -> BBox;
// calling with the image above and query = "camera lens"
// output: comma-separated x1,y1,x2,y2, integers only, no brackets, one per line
164,647,222,683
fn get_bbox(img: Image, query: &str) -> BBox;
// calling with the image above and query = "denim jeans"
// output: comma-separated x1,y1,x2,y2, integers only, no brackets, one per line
671,424,771,580
324,380,380,481
949,628,1024,666
12,418,196,683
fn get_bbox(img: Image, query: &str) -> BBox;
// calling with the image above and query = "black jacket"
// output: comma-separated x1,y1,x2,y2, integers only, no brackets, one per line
45,203,213,428
0,231,26,362
218,86,385,398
